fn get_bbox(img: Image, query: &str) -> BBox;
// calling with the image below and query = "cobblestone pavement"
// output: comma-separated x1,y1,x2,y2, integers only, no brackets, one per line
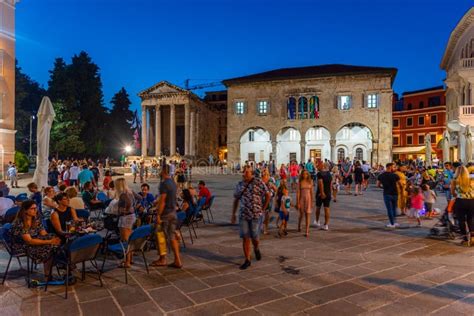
1,174,473,315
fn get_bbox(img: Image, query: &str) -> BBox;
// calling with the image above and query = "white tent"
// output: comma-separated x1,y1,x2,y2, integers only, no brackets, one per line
32,97,55,188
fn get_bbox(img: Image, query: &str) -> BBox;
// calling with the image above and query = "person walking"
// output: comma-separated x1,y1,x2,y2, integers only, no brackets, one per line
395,164,408,215
353,161,363,196
450,166,474,246
377,163,402,228
7,163,18,188
296,169,314,236
341,158,353,195
232,165,271,270
315,162,332,231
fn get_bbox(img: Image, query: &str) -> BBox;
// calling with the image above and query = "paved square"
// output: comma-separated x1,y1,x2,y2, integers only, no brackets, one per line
1,174,473,315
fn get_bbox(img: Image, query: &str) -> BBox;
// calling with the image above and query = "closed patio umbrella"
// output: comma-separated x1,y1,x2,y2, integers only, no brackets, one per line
465,125,472,163
442,130,450,163
32,97,56,188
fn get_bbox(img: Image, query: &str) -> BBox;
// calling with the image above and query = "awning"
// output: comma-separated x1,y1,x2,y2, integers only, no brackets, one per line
392,146,426,154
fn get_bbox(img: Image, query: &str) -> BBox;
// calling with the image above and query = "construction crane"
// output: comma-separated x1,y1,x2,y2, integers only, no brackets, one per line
184,79,224,91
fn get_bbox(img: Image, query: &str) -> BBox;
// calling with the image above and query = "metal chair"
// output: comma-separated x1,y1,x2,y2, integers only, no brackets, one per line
0,223,27,285
47,234,103,299
75,209,90,221
3,206,19,224
176,211,187,248
101,225,152,284
201,196,215,223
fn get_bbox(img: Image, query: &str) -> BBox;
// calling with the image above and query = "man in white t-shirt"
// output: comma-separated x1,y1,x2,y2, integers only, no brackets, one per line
0,193,14,217
69,162,80,186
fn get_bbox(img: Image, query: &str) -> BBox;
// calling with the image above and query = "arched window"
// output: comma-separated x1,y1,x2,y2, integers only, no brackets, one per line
355,148,363,161
287,97,296,120
298,97,308,119
337,148,345,162
309,96,320,119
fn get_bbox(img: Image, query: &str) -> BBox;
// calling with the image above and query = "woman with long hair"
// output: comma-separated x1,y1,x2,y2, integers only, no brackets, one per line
262,169,277,235
114,178,137,267
10,200,61,282
451,166,474,246
296,169,314,237
50,192,80,241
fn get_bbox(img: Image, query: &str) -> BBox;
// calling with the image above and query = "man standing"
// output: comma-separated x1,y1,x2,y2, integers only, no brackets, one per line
341,157,353,195
78,164,96,189
69,162,80,187
151,164,182,268
232,165,271,270
315,162,332,231
442,162,454,202
7,163,18,188
377,163,401,228
131,161,139,184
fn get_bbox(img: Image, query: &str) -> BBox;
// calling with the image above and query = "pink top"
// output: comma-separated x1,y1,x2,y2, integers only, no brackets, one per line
289,165,299,177
411,193,424,210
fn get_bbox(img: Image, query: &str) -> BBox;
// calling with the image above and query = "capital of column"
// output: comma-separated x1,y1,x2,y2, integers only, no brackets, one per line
329,139,336,147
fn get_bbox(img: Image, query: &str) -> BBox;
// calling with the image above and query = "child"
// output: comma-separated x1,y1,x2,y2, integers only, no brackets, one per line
279,185,291,237
422,184,437,218
408,187,423,227
27,182,43,216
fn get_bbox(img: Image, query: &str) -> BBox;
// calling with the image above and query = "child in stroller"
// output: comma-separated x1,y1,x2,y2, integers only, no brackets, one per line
429,199,460,240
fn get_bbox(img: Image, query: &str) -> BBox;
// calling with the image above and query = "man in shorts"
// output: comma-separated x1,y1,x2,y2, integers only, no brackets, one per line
315,162,332,230
289,161,299,192
151,164,182,268
232,165,271,270
341,158,353,194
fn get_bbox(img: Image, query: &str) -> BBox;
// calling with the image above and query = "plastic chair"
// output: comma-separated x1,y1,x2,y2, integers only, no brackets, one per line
194,197,207,226
75,209,90,221
3,206,20,224
176,211,187,248
16,193,27,200
101,225,152,284
1,223,27,285
6,195,16,203
47,234,103,299
96,192,108,202
202,196,215,223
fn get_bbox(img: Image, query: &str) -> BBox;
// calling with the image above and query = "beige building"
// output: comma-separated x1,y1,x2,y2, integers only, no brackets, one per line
441,7,474,162
138,81,219,159
223,64,397,166
0,0,18,176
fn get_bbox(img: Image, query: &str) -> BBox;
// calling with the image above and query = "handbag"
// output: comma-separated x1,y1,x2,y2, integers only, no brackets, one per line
155,224,167,256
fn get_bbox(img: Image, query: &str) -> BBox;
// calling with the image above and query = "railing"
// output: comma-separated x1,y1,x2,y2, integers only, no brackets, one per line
460,105,474,116
460,57,474,69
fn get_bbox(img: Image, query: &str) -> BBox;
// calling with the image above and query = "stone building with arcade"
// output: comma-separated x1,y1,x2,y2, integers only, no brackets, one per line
223,64,397,166
138,81,219,159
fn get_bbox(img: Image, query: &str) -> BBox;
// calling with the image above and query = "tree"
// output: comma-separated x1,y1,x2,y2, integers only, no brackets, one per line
50,101,86,156
15,61,46,154
108,87,134,156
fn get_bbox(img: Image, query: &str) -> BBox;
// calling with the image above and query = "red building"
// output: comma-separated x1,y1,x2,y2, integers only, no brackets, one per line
392,86,446,161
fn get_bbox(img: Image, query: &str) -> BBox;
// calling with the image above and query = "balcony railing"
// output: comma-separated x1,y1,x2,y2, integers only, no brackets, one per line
460,105,474,116
460,57,474,70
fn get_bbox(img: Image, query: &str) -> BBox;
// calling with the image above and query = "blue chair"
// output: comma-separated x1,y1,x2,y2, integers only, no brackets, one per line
1,223,27,285
194,197,207,226
4,206,19,223
16,193,27,200
96,192,108,202
176,211,187,248
202,196,215,223
102,225,152,284
75,209,90,221
47,234,103,299
6,195,16,203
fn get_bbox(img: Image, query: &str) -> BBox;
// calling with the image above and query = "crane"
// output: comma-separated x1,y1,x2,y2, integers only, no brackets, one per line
184,79,224,91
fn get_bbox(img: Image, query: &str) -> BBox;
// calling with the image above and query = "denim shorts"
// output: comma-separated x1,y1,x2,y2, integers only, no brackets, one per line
279,211,289,221
239,216,263,239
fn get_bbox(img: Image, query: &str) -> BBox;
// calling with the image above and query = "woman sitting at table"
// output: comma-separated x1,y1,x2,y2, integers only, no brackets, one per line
10,200,62,282
65,186,85,210
42,186,58,219
50,193,80,240
180,189,196,214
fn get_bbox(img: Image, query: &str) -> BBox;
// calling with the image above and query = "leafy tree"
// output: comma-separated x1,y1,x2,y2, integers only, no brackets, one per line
15,61,46,154
50,101,86,156
108,87,134,156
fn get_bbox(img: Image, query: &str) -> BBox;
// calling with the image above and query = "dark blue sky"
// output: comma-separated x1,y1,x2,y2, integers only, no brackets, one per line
16,0,472,112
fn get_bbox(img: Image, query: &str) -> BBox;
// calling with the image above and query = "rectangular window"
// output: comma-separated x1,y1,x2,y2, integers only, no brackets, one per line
337,95,352,110
289,152,297,161
234,101,245,115
248,131,254,142
418,116,425,126
418,134,424,145
393,136,399,145
431,134,436,144
430,114,437,124
406,135,413,145
393,119,399,127
367,93,379,108
257,100,269,115
248,153,255,161
406,117,413,126
428,96,441,106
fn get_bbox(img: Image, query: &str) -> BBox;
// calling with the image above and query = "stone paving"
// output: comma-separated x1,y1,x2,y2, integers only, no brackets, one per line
1,174,474,315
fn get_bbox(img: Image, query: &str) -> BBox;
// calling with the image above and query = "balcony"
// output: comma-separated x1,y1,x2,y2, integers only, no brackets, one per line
459,105,474,126
460,57,474,70
448,57,474,77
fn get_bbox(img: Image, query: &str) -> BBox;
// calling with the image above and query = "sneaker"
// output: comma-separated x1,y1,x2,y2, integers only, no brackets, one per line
239,260,251,270
313,220,320,227
254,248,262,261
385,224,395,228
394,223,400,228
322,225,329,231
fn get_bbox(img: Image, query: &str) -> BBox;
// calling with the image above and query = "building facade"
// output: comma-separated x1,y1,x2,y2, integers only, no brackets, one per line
392,86,446,161
138,81,219,159
441,6,474,162
204,90,228,161
0,0,18,176
223,64,397,166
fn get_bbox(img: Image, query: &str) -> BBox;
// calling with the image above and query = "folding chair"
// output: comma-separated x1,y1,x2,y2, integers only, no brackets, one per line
101,225,152,284
75,209,90,221
3,206,19,224
201,196,215,223
1,223,28,285
47,234,103,299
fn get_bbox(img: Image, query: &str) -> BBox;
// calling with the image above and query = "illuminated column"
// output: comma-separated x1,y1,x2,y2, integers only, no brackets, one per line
141,105,147,156
190,110,195,156
155,105,161,156
184,103,190,155
170,104,176,156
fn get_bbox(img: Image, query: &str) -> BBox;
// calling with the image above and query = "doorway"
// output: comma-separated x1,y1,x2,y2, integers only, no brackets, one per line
310,149,321,161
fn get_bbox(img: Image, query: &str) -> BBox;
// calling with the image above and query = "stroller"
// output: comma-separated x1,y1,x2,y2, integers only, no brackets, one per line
429,199,460,240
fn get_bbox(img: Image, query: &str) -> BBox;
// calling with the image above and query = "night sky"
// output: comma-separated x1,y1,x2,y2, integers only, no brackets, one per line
16,0,473,112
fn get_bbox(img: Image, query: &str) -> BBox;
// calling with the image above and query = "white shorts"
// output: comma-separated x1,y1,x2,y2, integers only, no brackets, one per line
118,213,136,229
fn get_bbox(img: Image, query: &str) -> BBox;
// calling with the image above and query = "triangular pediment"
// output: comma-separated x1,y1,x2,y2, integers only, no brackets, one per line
138,81,188,97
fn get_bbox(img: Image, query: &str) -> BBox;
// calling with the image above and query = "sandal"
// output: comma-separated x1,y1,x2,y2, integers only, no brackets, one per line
150,260,167,267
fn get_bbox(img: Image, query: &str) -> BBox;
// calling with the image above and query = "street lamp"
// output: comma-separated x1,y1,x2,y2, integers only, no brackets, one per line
124,145,132,154
29,115,35,157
